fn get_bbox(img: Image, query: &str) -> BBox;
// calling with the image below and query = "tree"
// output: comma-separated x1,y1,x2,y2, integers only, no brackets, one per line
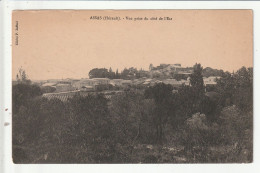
216,72,235,107
88,68,109,78
109,90,156,156
149,64,153,71
216,67,253,112
180,112,220,162
137,68,149,78
218,105,253,162
16,67,31,84
144,83,175,144
181,63,206,115
108,67,115,79
121,68,130,79
66,94,115,163
13,69,42,114
13,69,43,163
115,69,120,79
233,67,253,112
201,92,221,122
190,63,204,95
174,85,195,121
202,67,226,78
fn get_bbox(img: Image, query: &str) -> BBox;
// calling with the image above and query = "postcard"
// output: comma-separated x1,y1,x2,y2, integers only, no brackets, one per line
12,10,253,163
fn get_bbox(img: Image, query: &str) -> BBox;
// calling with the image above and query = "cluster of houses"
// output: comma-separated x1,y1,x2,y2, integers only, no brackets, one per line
38,64,222,93
40,76,221,93
36,64,223,102
149,63,193,78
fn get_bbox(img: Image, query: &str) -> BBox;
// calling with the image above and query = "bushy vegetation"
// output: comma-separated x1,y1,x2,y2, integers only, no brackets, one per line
13,65,253,163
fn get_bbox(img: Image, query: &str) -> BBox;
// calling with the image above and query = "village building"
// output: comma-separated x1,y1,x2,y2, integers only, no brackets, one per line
132,79,145,86
203,76,221,86
56,83,74,92
162,79,177,85
41,82,57,88
92,78,110,85
203,76,221,92
121,80,132,88
72,79,97,90
110,79,124,86
149,63,193,79
72,78,111,91
81,85,94,92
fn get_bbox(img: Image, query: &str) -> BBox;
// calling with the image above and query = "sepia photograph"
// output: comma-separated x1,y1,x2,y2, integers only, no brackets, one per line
12,10,253,164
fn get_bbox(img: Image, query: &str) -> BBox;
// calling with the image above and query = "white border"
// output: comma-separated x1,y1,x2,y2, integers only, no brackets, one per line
1,1,259,173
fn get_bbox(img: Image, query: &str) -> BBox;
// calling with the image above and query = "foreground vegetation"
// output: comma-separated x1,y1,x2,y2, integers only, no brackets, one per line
12,64,253,163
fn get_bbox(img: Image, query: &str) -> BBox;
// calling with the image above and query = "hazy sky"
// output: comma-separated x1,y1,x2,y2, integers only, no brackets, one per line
12,10,253,80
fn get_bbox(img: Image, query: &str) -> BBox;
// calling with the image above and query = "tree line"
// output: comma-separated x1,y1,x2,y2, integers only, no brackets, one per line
13,64,253,163
88,67,149,79
88,66,227,80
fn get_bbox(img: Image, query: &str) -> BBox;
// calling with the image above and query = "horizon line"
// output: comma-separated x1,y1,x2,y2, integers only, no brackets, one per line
12,63,253,81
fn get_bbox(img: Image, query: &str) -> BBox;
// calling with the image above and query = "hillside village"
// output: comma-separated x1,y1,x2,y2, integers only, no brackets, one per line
37,64,222,100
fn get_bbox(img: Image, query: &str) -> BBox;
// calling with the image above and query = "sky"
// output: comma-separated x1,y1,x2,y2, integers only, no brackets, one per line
12,10,253,80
